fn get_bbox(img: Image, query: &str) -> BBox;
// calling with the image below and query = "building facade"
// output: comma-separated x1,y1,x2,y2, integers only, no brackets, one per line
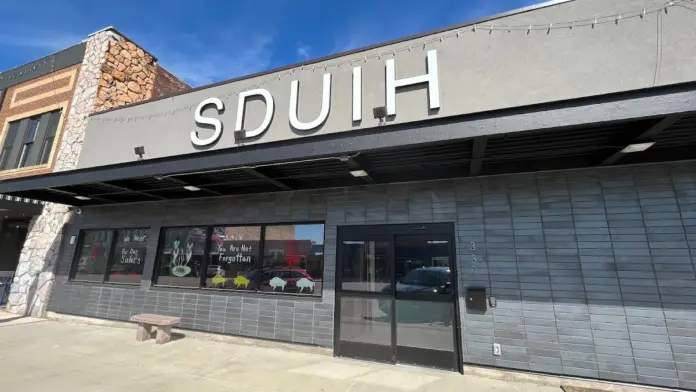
0,44,85,283
0,27,189,309
2,0,696,390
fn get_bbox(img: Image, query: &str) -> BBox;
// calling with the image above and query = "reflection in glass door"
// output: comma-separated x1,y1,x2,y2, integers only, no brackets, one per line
335,224,460,371
393,235,456,369
337,236,393,362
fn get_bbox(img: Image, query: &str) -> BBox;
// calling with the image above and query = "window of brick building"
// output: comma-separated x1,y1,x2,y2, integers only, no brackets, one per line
0,109,62,170
17,117,39,168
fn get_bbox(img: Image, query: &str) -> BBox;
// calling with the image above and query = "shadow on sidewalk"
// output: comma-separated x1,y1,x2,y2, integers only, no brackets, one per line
0,311,44,326
0,315,24,323
147,330,186,342
171,332,186,342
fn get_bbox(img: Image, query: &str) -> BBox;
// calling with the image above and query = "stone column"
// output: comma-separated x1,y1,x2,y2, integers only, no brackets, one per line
6,29,119,317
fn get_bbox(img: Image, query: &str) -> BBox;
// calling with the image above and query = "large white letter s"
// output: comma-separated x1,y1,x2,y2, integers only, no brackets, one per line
192,97,224,146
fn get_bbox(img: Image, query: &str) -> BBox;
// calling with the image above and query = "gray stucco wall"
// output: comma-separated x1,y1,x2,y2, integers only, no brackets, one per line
77,0,696,169
50,160,696,390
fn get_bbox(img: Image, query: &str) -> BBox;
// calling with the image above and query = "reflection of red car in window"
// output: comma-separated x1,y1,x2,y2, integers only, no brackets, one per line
254,267,314,293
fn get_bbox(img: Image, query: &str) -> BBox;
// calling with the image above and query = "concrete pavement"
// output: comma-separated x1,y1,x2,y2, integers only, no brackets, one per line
0,313,645,392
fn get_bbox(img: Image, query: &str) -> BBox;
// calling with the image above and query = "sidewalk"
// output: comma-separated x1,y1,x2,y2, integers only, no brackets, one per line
0,314,610,392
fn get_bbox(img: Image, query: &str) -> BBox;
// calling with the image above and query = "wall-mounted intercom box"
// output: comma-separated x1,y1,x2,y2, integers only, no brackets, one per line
466,287,487,311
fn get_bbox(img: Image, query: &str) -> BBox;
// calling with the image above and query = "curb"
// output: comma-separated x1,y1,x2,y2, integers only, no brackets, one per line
463,366,683,392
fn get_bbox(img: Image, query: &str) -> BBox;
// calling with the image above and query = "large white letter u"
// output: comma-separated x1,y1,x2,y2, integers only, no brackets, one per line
289,73,331,131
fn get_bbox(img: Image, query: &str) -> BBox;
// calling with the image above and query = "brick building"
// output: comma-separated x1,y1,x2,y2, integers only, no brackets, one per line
0,27,188,303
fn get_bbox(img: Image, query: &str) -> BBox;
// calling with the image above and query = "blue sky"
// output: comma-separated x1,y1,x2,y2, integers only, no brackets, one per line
0,0,537,87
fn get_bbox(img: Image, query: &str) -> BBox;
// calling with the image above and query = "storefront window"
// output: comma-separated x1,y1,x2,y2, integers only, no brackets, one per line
155,227,207,287
107,228,148,284
71,230,114,282
205,226,261,290
260,224,324,295
152,222,324,296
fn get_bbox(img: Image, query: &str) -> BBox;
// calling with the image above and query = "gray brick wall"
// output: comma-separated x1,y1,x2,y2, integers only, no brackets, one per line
50,192,336,347
49,161,696,390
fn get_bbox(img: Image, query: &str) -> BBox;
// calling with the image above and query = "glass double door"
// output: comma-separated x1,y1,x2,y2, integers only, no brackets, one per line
335,224,460,371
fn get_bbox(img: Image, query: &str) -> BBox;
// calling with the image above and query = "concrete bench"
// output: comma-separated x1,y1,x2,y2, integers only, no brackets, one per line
129,314,181,344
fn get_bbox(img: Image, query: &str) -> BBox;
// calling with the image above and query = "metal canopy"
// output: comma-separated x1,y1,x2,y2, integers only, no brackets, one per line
0,197,44,218
3,114,695,207
1,84,696,207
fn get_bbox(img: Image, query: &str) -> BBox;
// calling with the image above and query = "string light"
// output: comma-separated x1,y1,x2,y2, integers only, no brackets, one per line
94,0,682,124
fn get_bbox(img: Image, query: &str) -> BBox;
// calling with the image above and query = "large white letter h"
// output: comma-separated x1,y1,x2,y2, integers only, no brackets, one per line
385,49,440,117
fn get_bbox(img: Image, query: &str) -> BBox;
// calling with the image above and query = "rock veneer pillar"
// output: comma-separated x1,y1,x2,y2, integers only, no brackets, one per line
95,39,157,112
6,29,117,317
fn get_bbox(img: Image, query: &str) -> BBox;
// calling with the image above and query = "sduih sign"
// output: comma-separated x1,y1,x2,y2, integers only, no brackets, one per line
191,50,440,146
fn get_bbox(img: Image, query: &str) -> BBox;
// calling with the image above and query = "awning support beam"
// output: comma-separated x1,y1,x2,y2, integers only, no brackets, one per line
45,187,115,203
164,177,223,196
601,114,683,166
469,136,488,176
243,168,292,191
96,182,167,200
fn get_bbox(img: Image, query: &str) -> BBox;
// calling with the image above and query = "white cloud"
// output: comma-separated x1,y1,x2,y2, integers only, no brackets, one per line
331,32,373,54
328,12,435,55
296,43,311,60
0,30,83,52
134,31,274,87
0,22,274,87
328,0,530,56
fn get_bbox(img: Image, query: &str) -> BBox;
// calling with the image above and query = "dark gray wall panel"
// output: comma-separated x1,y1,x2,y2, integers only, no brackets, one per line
51,191,334,347
49,160,696,390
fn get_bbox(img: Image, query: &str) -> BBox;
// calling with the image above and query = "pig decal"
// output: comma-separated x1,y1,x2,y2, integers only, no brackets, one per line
269,277,287,291
296,277,315,293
